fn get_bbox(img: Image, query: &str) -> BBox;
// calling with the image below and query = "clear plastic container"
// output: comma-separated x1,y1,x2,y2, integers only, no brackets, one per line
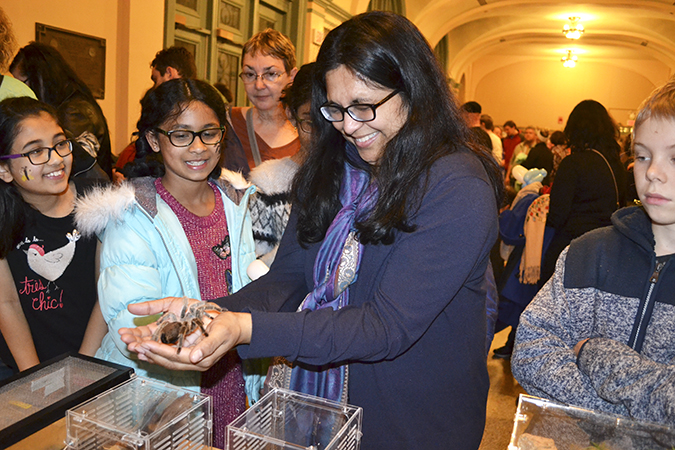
227,388,362,450
509,394,675,450
66,376,211,450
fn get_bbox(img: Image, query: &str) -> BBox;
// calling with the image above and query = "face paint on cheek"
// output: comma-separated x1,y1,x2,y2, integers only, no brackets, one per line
21,167,33,181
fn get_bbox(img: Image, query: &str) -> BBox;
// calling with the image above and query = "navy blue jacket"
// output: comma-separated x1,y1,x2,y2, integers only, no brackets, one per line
218,149,498,450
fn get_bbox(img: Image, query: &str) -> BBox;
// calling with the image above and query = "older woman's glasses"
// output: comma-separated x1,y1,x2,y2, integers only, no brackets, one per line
155,127,225,147
239,71,284,84
0,139,73,165
320,90,400,123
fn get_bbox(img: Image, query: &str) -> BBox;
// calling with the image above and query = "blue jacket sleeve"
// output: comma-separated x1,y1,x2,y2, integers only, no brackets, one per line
499,193,537,246
578,337,675,426
238,162,497,365
98,217,167,359
97,206,200,360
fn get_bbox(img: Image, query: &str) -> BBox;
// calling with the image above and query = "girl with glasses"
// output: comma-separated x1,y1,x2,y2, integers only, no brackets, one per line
74,79,257,448
228,29,300,170
0,97,106,378
120,12,503,450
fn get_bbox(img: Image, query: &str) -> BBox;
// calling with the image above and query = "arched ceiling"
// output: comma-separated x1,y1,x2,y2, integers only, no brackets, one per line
406,0,675,86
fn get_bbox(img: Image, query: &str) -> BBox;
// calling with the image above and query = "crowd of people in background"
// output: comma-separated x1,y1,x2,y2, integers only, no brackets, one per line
459,99,635,359
463,83,675,436
1,4,675,450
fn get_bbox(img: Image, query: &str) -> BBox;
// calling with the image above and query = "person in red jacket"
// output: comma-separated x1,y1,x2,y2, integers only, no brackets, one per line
502,119,522,174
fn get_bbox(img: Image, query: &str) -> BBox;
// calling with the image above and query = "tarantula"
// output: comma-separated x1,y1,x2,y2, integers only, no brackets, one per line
151,298,225,354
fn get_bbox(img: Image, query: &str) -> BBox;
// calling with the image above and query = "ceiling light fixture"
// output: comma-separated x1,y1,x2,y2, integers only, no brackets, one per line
563,17,584,40
561,50,578,68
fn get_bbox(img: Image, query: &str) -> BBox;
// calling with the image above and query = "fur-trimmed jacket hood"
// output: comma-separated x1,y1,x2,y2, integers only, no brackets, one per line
247,156,298,196
74,170,252,238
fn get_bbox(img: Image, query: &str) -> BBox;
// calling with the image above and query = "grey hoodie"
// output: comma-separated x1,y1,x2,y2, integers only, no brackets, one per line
512,206,675,426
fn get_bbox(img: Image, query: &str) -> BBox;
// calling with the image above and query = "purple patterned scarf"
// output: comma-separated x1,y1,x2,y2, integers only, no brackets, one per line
288,144,378,403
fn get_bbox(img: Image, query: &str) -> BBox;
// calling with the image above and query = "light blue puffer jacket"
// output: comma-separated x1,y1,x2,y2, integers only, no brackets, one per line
75,172,256,392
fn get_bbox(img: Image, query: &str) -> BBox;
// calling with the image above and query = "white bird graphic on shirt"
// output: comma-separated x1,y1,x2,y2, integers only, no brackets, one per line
25,230,80,290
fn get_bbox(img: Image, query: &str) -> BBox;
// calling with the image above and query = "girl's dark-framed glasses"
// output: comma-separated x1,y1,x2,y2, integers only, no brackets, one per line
320,90,401,123
295,117,313,133
0,139,73,165
155,127,225,147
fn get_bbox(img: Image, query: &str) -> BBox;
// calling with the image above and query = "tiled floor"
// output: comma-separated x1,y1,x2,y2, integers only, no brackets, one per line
479,328,527,450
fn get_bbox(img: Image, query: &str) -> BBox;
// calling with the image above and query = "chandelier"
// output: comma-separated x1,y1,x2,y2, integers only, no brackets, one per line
561,50,578,68
563,17,584,40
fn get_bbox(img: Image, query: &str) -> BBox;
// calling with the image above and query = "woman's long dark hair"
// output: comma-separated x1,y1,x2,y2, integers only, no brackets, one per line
0,97,61,258
293,11,503,245
564,100,621,162
10,42,112,176
10,42,98,111
122,79,228,179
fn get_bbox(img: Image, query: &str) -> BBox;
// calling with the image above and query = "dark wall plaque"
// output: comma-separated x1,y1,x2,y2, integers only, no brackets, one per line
35,23,106,99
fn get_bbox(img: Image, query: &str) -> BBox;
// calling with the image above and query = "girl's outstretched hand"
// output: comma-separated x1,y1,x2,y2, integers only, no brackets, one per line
119,297,252,371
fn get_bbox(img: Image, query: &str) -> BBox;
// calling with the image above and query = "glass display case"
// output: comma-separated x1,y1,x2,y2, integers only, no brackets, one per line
510,394,675,450
0,353,133,448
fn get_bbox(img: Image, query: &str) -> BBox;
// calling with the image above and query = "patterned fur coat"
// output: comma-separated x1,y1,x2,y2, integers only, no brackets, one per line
248,156,299,267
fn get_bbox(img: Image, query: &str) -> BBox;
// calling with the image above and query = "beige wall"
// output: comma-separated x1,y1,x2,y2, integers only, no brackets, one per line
0,0,164,156
472,59,665,132
118,0,165,153
4,0,671,154
305,2,346,63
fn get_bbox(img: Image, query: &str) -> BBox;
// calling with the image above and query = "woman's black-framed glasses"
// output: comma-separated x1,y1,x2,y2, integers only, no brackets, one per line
320,90,400,123
0,139,73,165
155,127,225,147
